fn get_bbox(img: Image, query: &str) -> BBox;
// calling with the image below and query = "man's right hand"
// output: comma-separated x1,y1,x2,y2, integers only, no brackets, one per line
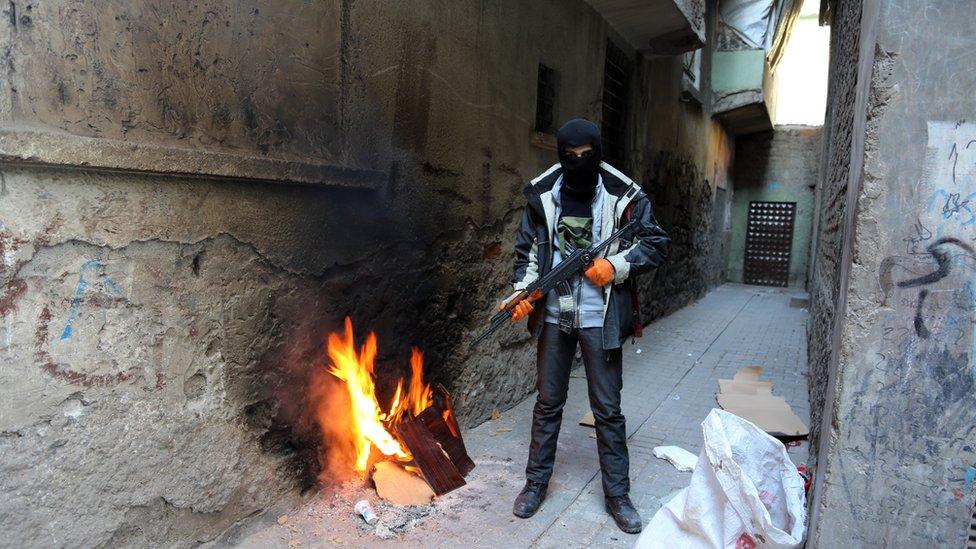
507,299,534,322
500,289,543,323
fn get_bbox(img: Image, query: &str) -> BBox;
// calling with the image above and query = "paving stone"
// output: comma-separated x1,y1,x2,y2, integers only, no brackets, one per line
230,284,809,547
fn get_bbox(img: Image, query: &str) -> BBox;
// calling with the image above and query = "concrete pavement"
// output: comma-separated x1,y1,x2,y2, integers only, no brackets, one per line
223,283,810,548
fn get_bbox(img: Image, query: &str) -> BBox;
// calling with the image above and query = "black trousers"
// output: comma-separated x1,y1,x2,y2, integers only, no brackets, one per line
525,322,630,497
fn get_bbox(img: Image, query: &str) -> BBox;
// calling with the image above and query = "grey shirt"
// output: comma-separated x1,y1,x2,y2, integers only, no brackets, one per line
544,175,606,328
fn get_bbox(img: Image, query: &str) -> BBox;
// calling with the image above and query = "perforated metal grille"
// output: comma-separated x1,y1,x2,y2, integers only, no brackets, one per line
743,201,796,287
601,39,630,167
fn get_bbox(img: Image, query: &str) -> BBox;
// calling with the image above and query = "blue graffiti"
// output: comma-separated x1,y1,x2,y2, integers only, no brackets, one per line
965,466,976,494
927,189,976,227
60,259,125,340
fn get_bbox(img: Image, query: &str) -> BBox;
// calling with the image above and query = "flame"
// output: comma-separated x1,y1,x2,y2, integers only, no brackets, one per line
324,317,434,475
388,348,433,424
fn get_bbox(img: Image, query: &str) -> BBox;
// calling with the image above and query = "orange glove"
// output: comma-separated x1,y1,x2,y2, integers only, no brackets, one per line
509,299,533,322
500,290,543,323
584,258,615,287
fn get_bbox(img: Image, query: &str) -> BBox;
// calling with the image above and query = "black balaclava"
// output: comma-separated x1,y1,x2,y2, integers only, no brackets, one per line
556,118,603,198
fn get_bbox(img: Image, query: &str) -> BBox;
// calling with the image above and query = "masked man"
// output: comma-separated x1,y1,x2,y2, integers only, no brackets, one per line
503,118,670,534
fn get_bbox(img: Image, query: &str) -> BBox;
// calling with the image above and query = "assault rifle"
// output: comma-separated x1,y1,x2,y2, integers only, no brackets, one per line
469,219,638,349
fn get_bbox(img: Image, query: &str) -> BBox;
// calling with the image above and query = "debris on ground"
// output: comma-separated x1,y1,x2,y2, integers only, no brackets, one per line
372,462,435,506
579,411,595,427
490,408,502,420
355,499,379,524
652,446,697,472
638,409,805,549
360,500,435,540
716,366,809,440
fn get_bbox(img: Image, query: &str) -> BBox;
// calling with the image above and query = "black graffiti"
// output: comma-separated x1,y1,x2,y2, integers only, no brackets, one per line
901,218,932,256
946,138,976,186
896,238,974,288
889,238,976,338
913,289,930,339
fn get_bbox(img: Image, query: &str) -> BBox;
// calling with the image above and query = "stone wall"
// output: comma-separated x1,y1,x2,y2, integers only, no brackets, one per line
727,126,821,288
806,0,862,470
637,0,734,321
808,1,976,546
0,0,732,546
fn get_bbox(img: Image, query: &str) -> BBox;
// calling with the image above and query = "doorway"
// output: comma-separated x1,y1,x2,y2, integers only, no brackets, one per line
743,201,796,287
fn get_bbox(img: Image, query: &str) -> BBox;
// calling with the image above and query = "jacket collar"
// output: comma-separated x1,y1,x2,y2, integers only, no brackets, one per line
524,162,642,218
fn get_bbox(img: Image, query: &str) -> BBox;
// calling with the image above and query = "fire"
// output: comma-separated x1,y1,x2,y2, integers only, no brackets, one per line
387,348,433,425
324,317,434,475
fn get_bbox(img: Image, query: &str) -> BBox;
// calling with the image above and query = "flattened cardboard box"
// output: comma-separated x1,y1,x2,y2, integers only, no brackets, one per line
716,366,808,440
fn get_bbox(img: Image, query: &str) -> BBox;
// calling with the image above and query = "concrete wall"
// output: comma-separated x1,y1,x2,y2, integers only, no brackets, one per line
808,1,976,546
727,126,820,288
638,0,735,319
0,0,733,546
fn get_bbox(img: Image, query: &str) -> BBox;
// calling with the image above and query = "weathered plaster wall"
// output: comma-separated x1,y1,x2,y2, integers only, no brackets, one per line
808,1,976,546
0,0,731,546
639,0,735,319
727,126,820,288
0,1,354,168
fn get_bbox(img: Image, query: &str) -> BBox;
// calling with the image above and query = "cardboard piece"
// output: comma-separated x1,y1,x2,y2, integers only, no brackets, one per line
372,461,435,506
579,411,596,427
716,366,808,440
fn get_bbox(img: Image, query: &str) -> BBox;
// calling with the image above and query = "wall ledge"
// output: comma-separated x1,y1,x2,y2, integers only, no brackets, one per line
0,127,383,189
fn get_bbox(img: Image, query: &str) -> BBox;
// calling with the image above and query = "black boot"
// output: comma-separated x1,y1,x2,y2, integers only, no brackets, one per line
512,480,548,518
605,495,642,534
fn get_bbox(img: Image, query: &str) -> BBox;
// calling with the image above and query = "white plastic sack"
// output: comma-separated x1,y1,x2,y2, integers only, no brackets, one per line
652,446,698,472
636,409,806,549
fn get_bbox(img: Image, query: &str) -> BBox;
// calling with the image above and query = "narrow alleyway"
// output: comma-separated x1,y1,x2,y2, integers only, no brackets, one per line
224,283,810,548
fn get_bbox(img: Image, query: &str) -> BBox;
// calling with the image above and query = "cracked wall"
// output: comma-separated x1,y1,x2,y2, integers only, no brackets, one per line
638,0,734,318
808,1,976,546
0,0,733,546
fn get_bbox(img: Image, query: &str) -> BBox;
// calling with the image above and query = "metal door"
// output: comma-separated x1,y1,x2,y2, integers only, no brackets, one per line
743,201,795,287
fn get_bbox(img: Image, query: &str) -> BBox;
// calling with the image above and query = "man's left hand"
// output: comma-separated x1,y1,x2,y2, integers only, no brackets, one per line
584,258,615,287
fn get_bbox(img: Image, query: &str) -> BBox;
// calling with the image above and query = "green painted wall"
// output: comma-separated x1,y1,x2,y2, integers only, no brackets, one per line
727,126,821,288
711,49,766,92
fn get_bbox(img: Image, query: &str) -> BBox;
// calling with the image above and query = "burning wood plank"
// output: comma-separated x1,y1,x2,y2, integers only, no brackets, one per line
391,385,474,495
317,318,474,498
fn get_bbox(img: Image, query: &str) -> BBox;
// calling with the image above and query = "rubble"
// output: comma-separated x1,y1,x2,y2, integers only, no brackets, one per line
370,502,435,540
